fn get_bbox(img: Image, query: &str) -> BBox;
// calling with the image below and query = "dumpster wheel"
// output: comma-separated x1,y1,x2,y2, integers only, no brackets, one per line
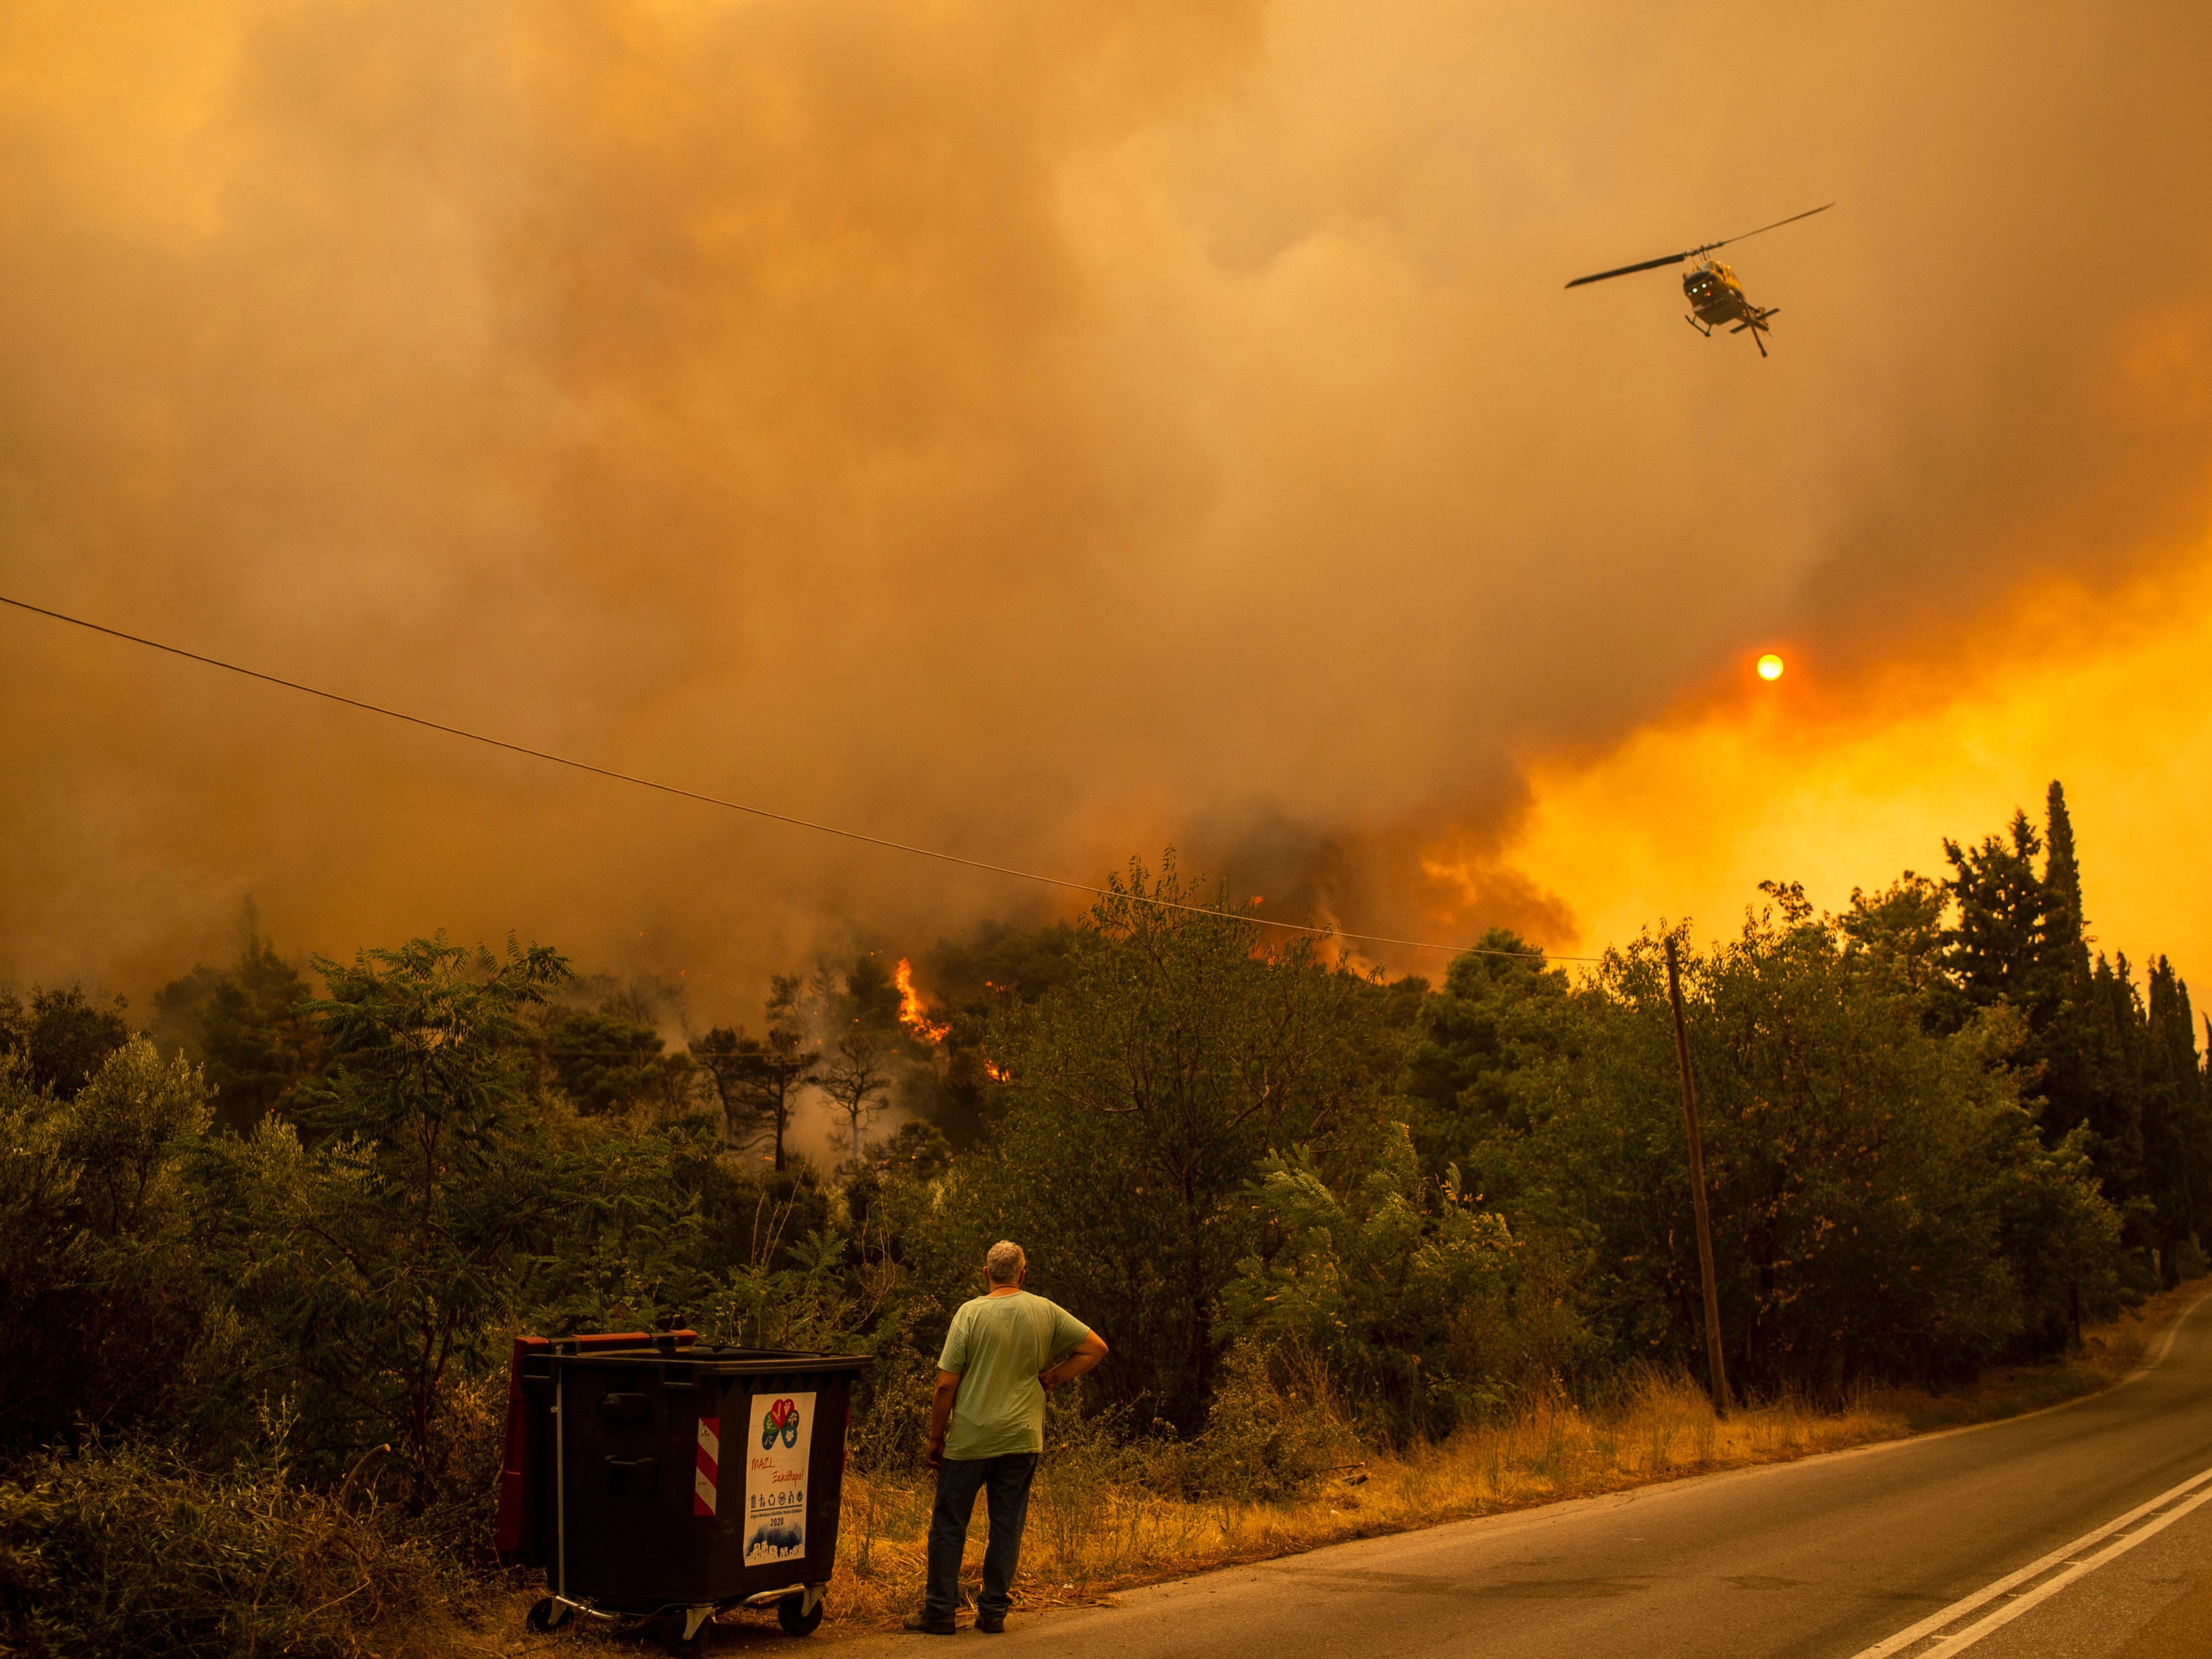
660,1606,717,1654
777,1587,826,1638
660,1605,720,1654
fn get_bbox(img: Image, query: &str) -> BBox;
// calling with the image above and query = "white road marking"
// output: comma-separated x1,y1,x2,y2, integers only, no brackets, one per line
1849,1462,2212,1659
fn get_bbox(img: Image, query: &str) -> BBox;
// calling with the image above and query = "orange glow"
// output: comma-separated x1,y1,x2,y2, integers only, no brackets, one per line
1470,548,2212,978
1756,654,1785,681
983,1059,1011,1083
895,958,950,1044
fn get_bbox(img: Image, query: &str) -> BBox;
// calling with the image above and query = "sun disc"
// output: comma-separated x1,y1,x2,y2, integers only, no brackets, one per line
1756,653,1785,681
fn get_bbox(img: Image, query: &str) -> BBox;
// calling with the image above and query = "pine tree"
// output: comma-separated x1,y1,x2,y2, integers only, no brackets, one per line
152,926,324,1135
688,977,821,1169
1941,809,2051,1023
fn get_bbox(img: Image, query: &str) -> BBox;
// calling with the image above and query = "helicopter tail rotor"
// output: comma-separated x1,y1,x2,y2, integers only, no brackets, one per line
1727,309,1776,357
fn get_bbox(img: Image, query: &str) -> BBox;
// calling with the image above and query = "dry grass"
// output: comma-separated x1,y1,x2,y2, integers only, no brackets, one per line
458,1282,2206,1652
810,1282,2206,1639
817,1371,1861,1634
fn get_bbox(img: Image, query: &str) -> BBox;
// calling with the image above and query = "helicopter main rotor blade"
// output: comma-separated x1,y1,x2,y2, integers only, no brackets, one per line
1564,250,1692,288
1698,202,1834,255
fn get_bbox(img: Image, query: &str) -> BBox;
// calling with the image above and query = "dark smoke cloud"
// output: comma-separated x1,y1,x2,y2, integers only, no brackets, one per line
4,0,2209,1010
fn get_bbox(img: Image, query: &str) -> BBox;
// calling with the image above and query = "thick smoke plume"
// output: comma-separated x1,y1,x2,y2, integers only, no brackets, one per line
4,1,2210,1010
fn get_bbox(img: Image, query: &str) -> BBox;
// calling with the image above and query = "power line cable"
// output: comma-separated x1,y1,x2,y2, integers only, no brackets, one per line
0,592,1601,964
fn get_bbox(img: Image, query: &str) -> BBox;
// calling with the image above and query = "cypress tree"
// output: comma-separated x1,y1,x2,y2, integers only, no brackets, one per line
2084,952,2150,1248
2144,958,2209,1279
2042,782,2092,986
1942,785,2171,1281
2036,781,2100,1146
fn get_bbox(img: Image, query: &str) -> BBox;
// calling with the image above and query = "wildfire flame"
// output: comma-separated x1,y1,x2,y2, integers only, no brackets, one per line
983,1059,1010,1083
894,958,950,1044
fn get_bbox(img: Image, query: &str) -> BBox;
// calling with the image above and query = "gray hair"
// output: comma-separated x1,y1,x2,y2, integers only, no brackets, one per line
984,1241,1027,1284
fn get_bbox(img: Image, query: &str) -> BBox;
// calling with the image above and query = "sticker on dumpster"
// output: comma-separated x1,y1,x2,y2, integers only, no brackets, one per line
743,1391,813,1564
694,1416,720,1517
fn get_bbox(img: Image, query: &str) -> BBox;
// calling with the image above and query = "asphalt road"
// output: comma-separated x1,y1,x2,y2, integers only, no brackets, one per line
845,1291,2212,1659
1965,1494,2212,1659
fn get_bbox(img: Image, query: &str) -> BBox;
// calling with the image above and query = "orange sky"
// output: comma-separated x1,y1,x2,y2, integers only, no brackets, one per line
3,2,2210,1017
1464,541,2212,984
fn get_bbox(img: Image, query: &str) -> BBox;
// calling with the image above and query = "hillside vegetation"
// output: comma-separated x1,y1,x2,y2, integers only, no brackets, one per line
2,780,2207,1653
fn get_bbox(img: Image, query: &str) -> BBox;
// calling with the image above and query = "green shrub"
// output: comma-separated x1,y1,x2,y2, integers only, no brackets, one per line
0,1436,465,1658
1221,1131,1527,1441
0,1042,211,1457
1151,1341,1348,1503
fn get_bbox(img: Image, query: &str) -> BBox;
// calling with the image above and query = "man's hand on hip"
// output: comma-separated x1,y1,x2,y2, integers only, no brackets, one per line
1041,1331,1110,1393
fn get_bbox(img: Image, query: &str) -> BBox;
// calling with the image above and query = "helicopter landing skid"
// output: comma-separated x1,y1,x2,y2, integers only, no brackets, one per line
1684,314,1713,337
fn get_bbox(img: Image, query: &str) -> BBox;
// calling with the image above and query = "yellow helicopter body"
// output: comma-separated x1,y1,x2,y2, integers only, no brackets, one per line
1680,257,1778,353
1684,259,1753,328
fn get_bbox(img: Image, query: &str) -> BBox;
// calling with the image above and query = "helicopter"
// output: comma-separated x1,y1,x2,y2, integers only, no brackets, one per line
1565,203,1833,357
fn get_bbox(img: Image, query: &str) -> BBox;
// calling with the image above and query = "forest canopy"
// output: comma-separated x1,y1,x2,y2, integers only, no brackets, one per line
2,781,2206,1652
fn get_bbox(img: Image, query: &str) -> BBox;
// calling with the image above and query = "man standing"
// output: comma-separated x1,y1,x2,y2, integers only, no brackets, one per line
905,1241,1108,1635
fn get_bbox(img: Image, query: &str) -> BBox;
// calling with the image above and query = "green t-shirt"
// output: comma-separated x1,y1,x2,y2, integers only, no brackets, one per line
937,1290,1092,1460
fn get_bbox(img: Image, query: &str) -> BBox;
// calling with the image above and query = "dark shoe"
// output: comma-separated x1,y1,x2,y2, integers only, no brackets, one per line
976,1615,1006,1634
903,1613,958,1635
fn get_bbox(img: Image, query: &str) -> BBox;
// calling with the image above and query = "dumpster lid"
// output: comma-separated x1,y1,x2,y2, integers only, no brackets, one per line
554,1344,873,1376
545,1328,699,1357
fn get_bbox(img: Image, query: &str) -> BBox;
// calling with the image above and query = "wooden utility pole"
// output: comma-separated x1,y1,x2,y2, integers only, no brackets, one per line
1664,936,1732,1418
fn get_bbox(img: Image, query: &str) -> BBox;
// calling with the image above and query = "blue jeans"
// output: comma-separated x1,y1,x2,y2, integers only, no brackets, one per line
924,1452,1040,1620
